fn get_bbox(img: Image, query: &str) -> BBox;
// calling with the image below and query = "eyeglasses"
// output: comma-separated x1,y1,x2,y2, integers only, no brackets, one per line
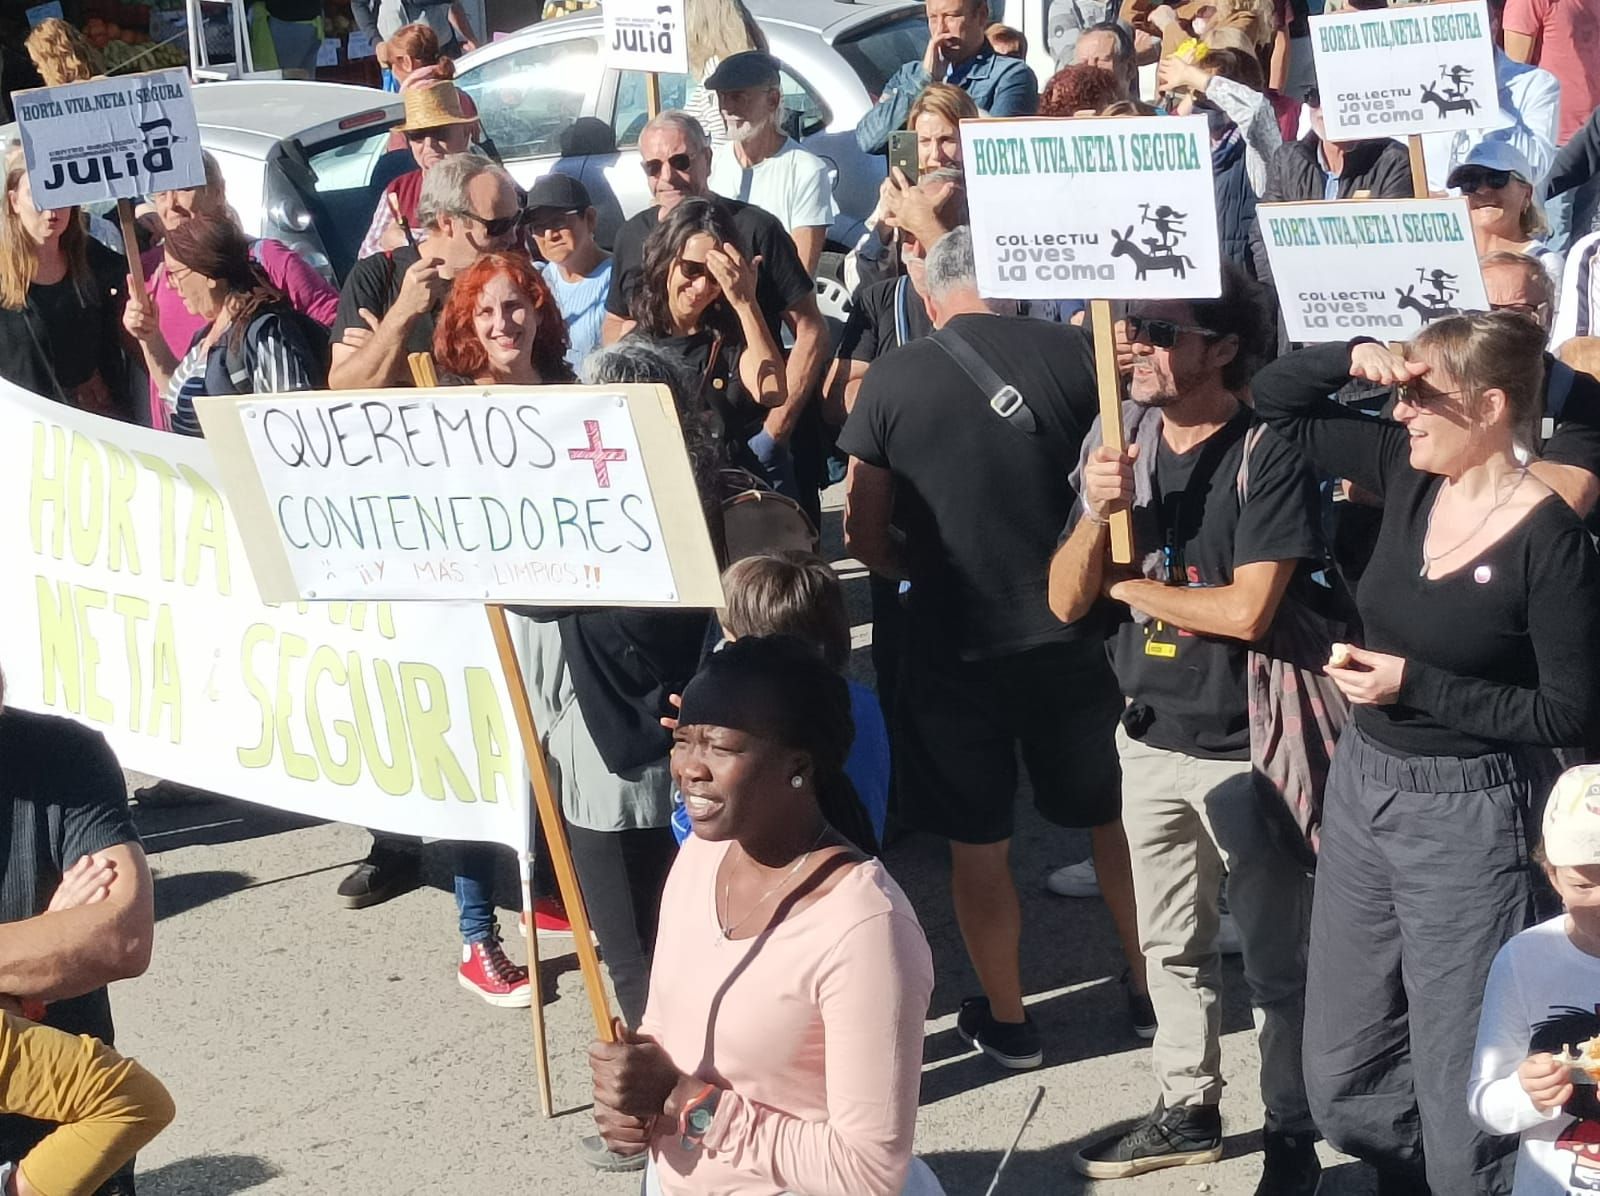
166,261,194,282
644,153,695,177
455,209,521,238
1454,168,1514,194
1395,382,1466,408
1126,315,1218,348
676,258,712,281
1161,87,1197,113
1490,300,1549,322
524,209,581,234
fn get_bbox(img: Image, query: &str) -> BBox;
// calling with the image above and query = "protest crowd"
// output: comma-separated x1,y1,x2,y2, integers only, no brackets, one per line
7,0,1600,1190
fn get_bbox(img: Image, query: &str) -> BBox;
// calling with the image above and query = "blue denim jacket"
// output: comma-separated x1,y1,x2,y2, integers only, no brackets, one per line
855,46,1039,155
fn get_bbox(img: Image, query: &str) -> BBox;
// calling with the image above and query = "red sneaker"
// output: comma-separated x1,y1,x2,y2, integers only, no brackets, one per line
458,939,532,1008
526,896,573,938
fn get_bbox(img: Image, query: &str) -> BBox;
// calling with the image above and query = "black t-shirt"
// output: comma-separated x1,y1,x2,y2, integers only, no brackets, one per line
1256,340,1600,758
837,313,1100,660
647,327,758,457
837,275,934,364
0,238,132,418
0,708,140,1158
1107,409,1323,760
605,198,812,341
332,245,437,376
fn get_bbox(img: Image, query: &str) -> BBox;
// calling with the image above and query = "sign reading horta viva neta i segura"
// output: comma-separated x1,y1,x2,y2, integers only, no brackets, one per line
1310,0,1507,140
961,115,1221,301
602,0,688,74
0,377,533,850
194,386,724,608
1259,198,1488,343
12,68,205,209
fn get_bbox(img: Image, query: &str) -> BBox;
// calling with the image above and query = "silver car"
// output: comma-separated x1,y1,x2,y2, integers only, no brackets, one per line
454,0,931,263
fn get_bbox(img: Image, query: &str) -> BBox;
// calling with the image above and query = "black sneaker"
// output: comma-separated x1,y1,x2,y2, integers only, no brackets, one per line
956,996,1042,1069
1073,1102,1223,1179
575,1133,648,1172
1254,1129,1321,1195
1122,969,1157,1041
336,844,421,909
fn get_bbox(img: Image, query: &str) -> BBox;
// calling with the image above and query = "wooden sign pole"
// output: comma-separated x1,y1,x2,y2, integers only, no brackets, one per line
1407,134,1429,200
117,198,146,294
486,603,617,1046
1089,298,1134,564
646,73,662,119
404,350,614,1112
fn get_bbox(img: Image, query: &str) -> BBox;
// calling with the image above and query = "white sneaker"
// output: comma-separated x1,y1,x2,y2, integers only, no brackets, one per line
1216,911,1243,956
1044,858,1101,898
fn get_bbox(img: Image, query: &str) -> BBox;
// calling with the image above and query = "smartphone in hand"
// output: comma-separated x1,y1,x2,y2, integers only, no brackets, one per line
887,130,920,183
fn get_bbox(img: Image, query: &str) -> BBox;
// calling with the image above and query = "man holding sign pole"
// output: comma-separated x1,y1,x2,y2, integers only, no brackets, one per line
1050,269,1324,1191
840,228,1146,1069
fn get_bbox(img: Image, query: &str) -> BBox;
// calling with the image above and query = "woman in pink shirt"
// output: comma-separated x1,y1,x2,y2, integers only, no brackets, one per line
140,151,338,429
589,637,939,1196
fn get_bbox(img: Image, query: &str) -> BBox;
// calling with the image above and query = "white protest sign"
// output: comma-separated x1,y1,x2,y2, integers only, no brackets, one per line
960,115,1221,301
13,69,204,210
195,386,724,608
1310,0,1507,140
0,376,529,850
316,38,341,67
1259,198,1488,342
603,0,689,74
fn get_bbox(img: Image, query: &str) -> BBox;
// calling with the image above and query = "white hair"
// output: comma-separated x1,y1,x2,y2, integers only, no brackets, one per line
924,225,978,301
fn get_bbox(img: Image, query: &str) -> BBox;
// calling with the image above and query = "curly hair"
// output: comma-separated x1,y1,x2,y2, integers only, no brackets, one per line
1040,64,1121,116
25,19,95,86
433,252,574,382
629,197,742,340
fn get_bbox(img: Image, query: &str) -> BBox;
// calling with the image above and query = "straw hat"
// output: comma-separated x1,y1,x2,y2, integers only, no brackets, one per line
394,82,477,132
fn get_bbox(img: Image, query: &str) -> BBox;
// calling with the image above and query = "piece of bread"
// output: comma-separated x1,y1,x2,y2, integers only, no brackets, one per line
1329,642,1353,668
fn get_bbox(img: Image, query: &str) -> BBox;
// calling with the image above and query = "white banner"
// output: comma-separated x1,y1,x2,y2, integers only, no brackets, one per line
961,115,1221,301
14,69,205,210
0,379,528,851
1258,198,1487,342
1310,1,1507,141
603,0,689,75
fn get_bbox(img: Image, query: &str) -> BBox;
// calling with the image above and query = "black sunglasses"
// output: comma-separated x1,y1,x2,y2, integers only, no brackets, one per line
644,152,695,177
1455,168,1514,194
456,210,520,238
677,258,712,281
1126,315,1218,348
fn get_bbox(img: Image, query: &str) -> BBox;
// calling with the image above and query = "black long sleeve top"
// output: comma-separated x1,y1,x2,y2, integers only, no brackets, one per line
1252,340,1600,758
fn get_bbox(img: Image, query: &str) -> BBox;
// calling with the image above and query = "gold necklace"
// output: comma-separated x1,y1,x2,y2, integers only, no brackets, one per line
717,826,829,941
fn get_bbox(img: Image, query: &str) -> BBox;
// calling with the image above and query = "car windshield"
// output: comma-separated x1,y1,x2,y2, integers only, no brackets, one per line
833,14,930,100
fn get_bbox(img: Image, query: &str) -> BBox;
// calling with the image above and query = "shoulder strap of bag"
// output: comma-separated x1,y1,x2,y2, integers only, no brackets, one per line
929,324,1038,435
1235,421,1268,504
893,276,910,348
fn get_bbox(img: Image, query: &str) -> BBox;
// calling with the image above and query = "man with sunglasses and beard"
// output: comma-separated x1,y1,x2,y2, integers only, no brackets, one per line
330,153,521,392
603,110,828,516
1049,267,1325,1193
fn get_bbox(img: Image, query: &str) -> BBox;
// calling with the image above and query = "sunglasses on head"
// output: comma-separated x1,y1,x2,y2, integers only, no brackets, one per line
644,152,695,177
1126,315,1218,348
1455,168,1514,194
456,209,521,238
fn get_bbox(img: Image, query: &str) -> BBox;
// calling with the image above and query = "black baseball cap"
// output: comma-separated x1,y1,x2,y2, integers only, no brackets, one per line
703,50,782,91
525,173,592,215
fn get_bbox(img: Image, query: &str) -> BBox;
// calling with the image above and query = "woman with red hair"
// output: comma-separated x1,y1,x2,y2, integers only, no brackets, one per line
434,252,576,385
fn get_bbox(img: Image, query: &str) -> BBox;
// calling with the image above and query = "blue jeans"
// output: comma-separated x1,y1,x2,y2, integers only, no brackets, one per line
453,844,500,944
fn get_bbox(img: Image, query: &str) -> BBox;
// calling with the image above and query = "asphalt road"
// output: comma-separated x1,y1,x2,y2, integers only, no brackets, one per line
105,492,1378,1196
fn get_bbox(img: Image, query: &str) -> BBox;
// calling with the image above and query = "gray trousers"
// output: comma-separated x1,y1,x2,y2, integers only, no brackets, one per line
1303,726,1546,1194
1118,728,1314,1132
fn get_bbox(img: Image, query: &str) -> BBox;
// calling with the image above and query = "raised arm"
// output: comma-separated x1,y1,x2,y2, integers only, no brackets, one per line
854,61,929,156
1251,339,1416,500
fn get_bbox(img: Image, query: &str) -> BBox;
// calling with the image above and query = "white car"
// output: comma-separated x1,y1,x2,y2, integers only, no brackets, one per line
454,0,932,266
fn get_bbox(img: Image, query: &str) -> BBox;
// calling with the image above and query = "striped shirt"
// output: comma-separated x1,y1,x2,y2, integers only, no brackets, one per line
164,313,316,437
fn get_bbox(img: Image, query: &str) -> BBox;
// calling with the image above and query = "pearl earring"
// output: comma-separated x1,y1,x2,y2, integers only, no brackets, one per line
790,775,804,789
